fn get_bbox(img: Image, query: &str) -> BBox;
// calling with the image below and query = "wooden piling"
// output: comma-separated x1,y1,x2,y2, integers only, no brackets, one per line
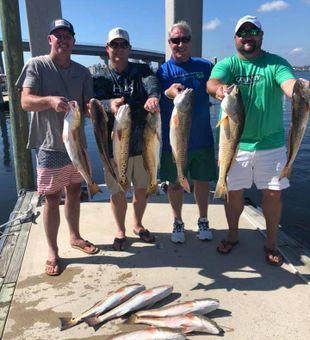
0,0,34,191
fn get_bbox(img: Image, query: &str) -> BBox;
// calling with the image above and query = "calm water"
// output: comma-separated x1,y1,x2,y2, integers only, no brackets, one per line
0,71,309,249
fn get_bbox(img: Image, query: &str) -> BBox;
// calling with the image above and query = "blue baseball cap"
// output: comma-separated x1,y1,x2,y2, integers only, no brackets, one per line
49,19,75,36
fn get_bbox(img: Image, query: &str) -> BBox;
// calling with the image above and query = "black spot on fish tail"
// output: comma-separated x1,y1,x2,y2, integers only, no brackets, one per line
59,316,78,331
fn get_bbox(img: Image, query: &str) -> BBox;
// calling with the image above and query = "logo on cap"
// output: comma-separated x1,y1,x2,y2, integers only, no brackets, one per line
49,18,75,35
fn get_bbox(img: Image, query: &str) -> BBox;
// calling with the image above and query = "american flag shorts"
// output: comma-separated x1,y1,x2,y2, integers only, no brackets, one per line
36,149,83,195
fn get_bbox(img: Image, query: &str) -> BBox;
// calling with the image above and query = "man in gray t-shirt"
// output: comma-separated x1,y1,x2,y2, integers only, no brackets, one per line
16,18,98,276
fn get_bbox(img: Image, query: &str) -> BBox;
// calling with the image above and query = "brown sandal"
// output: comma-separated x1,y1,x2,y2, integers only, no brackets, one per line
134,229,155,243
112,237,127,251
217,239,239,254
45,259,60,276
71,239,99,254
264,246,284,266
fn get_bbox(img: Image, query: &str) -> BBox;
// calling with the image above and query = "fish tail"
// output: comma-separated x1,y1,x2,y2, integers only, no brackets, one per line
147,183,157,195
180,177,191,193
280,166,290,180
59,317,77,331
214,181,228,200
84,316,100,328
88,182,101,199
126,314,138,324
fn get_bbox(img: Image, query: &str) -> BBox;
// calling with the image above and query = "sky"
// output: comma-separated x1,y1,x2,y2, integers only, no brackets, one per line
2,0,310,67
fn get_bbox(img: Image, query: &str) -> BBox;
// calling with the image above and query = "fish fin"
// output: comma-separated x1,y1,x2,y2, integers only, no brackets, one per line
71,129,79,142
216,112,228,127
181,326,193,334
88,182,101,199
62,133,69,143
172,114,180,127
59,317,78,331
222,116,231,139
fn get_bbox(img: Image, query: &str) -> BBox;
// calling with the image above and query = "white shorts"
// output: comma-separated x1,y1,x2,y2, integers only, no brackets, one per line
227,146,290,191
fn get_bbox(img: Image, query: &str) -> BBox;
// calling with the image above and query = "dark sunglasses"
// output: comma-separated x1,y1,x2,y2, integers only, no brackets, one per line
169,36,191,45
236,28,261,38
108,41,130,49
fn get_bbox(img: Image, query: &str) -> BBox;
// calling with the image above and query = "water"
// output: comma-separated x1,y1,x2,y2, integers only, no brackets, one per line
1,71,309,249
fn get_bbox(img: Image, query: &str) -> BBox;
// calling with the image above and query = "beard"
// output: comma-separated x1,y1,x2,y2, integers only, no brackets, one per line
236,39,262,56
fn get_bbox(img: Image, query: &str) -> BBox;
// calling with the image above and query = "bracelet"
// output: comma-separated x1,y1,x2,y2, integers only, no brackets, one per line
164,89,174,100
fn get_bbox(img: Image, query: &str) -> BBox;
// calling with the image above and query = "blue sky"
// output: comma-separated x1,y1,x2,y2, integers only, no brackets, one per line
3,0,310,67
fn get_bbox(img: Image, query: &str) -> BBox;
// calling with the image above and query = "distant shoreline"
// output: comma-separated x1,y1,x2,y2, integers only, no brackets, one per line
293,66,310,71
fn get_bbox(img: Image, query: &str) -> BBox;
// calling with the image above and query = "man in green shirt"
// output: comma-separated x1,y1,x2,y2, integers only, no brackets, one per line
207,15,297,266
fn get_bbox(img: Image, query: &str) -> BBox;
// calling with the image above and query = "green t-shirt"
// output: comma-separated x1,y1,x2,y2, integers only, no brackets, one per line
210,51,295,151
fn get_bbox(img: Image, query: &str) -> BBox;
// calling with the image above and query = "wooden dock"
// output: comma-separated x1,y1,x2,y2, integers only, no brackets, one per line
0,190,40,337
0,189,309,339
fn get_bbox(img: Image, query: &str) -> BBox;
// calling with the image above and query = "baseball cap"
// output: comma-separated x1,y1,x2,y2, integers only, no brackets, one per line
49,19,75,36
107,27,130,44
235,15,262,33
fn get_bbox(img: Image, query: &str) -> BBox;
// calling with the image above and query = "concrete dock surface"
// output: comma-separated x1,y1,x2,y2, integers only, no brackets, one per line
2,190,310,339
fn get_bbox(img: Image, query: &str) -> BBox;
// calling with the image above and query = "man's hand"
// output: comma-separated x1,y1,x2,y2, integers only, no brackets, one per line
165,83,184,99
111,97,125,115
50,96,70,112
144,97,160,113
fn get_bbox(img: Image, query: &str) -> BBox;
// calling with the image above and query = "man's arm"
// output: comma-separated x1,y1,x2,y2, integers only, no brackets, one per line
280,78,297,98
206,78,228,101
21,87,70,113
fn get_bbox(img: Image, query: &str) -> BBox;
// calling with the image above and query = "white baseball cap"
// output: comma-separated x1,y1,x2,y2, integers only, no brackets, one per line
235,15,262,33
107,27,130,43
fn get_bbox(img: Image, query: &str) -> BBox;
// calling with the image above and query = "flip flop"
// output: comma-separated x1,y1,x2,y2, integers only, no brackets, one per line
45,259,60,276
217,239,239,255
134,228,155,243
264,246,284,266
112,237,127,251
71,239,99,254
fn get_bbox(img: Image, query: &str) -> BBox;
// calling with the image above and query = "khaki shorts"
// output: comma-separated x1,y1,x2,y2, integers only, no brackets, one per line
105,155,150,195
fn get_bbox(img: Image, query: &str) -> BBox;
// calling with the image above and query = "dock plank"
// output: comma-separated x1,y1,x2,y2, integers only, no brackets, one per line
0,283,15,339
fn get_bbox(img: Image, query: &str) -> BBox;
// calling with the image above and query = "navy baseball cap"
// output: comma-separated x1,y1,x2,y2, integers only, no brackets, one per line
49,19,75,36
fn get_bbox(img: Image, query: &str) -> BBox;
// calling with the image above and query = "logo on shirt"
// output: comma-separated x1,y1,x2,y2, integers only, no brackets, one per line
235,74,264,85
113,79,134,96
173,71,204,82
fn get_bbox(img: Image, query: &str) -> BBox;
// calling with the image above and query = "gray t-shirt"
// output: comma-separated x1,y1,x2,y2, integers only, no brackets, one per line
16,55,94,151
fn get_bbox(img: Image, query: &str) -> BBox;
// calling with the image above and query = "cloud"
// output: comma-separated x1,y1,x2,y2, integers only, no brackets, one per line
257,1,289,12
290,48,304,55
203,18,221,31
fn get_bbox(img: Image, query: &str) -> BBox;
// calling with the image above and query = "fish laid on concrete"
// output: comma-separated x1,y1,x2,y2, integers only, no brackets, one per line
59,283,145,331
143,111,161,194
85,285,173,329
107,326,186,340
89,98,122,191
280,79,310,178
113,104,131,191
129,312,223,335
169,88,193,193
133,298,220,318
215,84,244,199
63,100,100,198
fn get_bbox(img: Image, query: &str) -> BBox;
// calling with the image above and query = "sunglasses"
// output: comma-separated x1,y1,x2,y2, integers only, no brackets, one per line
108,41,130,49
236,29,261,38
169,36,191,45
